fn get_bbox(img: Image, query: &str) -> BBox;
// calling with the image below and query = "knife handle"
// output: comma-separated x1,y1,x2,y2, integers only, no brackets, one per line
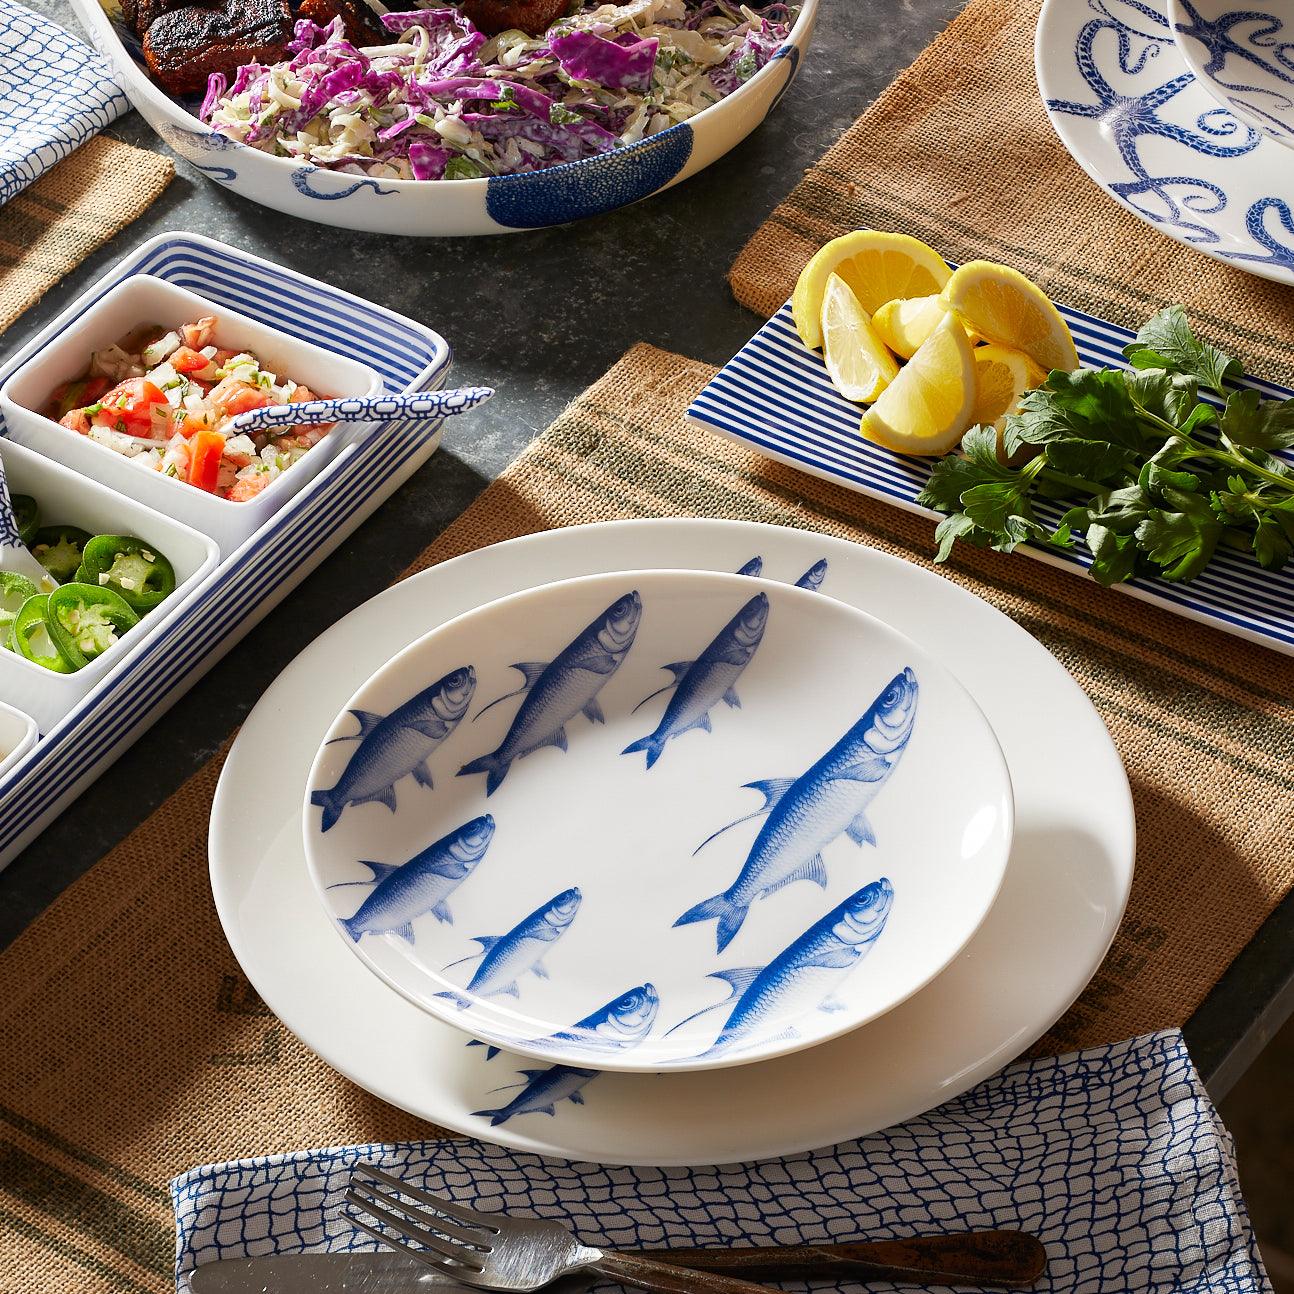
634,1231,1047,1288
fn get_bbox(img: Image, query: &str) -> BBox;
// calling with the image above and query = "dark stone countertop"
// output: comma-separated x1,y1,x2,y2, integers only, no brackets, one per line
4,0,1293,1097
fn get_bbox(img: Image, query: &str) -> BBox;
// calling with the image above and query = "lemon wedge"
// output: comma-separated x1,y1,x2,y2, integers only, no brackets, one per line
793,231,952,351
971,344,1047,431
860,313,977,456
820,273,900,403
940,261,1080,373
872,295,979,359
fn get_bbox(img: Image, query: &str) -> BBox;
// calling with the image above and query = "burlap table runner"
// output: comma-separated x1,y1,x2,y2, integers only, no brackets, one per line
0,135,173,334
1,341,1291,1293
730,0,1294,383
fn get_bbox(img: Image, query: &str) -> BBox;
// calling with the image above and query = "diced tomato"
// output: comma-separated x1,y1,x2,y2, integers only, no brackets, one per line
181,317,216,350
227,473,271,502
91,378,169,436
49,375,111,419
175,409,216,438
59,409,91,434
214,383,271,418
172,346,214,376
188,430,225,493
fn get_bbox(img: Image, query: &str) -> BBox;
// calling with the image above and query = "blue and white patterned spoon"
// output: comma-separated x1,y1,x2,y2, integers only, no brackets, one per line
0,451,57,592
229,385,495,439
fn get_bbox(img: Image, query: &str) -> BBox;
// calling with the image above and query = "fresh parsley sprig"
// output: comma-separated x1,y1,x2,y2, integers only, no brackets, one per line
916,307,1294,585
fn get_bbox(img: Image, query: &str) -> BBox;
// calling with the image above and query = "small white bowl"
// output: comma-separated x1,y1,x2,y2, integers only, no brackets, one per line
1171,0,1294,149
303,569,1014,1072
0,699,38,784
0,275,385,557
0,438,219,734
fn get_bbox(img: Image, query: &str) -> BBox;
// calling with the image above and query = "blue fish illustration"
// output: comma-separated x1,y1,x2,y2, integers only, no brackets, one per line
675,668,918,952
330,815,496,942
437,887,582,1006
622,593,770,769
795,559,829,591
736,557,764,577
535,982,660,1053
471,981,660,1061
472,1064,598,1126
459,593,642,795
673,879,894,1059
311,667,476,831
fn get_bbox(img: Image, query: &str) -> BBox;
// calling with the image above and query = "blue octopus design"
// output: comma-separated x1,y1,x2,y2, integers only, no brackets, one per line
291,168,399,200
1046,0,1294,272
1174,1,1294,84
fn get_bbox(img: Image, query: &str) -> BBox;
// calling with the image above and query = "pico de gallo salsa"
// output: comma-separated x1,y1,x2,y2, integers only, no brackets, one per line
45,318,333,502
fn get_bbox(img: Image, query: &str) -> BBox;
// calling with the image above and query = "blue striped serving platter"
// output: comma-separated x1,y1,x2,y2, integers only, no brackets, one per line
687,299,1294,656
0,232,451,871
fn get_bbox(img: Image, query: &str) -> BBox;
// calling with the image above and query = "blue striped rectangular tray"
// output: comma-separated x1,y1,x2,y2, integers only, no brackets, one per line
687,299,1294,655
0,232,452,870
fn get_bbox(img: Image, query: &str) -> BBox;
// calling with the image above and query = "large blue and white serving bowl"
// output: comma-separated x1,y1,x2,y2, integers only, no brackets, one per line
67,0,816,236
302,568,1014,1073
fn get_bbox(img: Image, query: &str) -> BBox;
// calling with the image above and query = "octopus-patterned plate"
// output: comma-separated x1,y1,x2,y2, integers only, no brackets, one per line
1035,0,1294,285
1171,0,1294,148
301,569,1013,1072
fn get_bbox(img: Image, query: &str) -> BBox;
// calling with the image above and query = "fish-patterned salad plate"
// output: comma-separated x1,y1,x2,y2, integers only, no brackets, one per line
303,570,1014,1071
1170,0,1294,148
1035,0,1294,285
210,519,1133,1164
687,295,1294,656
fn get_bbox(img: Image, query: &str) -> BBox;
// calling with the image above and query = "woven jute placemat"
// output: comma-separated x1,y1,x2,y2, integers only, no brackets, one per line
0,135,173,334
1,341,1291,1293
730,0,1294,383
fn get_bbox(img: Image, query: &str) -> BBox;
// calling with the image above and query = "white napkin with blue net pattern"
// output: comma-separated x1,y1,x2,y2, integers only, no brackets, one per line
0,0,129,205
171,1030,1271,1293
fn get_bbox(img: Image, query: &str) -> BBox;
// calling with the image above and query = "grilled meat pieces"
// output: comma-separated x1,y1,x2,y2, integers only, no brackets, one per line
459,0,571,36
297,0,386,45
142,0,292,96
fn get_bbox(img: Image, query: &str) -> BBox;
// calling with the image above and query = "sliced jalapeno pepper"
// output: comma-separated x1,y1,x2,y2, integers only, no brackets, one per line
30,525,93,584
74,534,176,613
46,583,139,668
0,571,39,642
10,594,75,673
12,494,38,547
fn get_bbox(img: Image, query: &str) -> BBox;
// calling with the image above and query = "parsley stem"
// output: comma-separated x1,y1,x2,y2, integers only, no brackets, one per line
1191,442,1294,493
1037,465,1107,496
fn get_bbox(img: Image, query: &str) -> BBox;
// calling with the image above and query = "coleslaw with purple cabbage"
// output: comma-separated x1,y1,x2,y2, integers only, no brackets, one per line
200,0,798,180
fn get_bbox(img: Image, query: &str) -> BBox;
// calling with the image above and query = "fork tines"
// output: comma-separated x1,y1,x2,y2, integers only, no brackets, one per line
344,1162,498,1274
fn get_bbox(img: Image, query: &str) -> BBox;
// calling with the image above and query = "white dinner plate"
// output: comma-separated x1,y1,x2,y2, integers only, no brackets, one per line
209,519,1134,1166
303,570,1013,1072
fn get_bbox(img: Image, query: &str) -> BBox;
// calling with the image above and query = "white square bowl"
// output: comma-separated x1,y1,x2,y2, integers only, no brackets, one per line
0,700,37,783
0,438,219,734
0,275,385,557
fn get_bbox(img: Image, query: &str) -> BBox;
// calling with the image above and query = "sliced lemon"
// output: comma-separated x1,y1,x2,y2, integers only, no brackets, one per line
792,231,952,352
872,295,980,359
860,313,977,456
971,344,1047,431
820,273,900,403
940,261,1080,373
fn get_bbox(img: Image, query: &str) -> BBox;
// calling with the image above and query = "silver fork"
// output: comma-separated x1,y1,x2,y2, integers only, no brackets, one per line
345,1163,783,1294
